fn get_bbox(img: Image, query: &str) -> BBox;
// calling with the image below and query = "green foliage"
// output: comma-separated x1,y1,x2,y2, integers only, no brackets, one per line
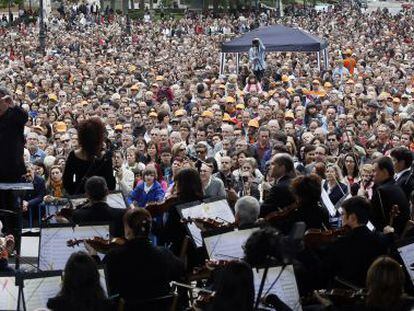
0,0,23,9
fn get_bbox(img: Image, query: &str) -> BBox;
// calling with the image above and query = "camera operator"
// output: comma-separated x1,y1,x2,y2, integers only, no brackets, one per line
248,37,266,81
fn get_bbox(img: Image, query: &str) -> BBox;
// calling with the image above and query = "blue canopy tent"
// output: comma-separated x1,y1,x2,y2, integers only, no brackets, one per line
220,25,329,74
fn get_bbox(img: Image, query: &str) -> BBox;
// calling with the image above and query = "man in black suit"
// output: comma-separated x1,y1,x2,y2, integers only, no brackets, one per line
371,157,410,236
390,147,414,201
260,153,296,217
0,85,28,234
104,208,185,310
72,176,125,237
322,196,390,288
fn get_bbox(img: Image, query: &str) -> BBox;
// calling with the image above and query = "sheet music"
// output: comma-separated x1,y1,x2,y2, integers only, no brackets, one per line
321,186,336,217
39,225,109,271
204,228,258,260
254,266,302,311
99,269,108,296
180,200,235,247
398,242,414,285
21,236,40,258
106,192,127,209
22,275,61,311
0,276,18,310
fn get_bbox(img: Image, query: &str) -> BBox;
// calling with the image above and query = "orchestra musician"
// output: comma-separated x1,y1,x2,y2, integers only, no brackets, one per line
270,174,330,233
93,208,185,311
314,256,414,311
71,176,125,237
162,168,204,263
234,196,260,229
195,261,255,311
370,157,410,236
260,153,296,218
47,251,115,311
63,117,116,195
321,196,390,288
390,147,414,201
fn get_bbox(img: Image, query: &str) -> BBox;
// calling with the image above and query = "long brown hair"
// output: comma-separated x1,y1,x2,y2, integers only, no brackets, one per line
77,117,105,159
366,256,405,310
174,168,203,202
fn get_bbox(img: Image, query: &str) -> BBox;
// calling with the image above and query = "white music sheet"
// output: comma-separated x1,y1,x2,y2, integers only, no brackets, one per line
0,276,18,310
204,228,259,260
254,265,302,311
22,275,61,311
321,186,336,217
180,200,235,247
98,269,108,296
39,225,109,271
21,236,40,258
398,242,414,285
106,192,127,209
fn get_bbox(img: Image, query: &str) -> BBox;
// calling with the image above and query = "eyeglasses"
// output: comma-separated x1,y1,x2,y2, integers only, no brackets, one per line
62,140,70,143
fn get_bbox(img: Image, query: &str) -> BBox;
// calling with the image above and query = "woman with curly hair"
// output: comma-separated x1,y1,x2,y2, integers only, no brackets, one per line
63,117,115,195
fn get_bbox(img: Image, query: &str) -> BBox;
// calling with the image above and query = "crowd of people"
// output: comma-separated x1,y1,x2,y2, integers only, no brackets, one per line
1,0,414,310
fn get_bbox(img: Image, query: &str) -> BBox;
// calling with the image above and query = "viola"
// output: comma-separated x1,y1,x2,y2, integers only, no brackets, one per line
304,226,350,249
146,195,179,217
67,236,126,253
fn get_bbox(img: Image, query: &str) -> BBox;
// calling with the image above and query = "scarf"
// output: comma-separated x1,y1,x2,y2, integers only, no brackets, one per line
51,180,63,198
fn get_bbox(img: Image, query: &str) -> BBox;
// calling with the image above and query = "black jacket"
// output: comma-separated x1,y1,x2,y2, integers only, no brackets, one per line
47,296,115,311
104,238,184,309
396,169,414,202
322,226,390,288
63,151,116,195
260,175,295,217
72,201,125,237
0,106,28,182
370,178,410,235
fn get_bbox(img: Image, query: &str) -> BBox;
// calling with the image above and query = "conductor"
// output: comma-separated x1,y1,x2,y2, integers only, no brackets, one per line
0,85,28,234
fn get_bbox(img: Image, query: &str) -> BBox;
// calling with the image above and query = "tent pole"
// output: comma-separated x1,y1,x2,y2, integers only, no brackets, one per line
317,51,321,72
236,53,239,75
220,52,225,75
324,48,329,69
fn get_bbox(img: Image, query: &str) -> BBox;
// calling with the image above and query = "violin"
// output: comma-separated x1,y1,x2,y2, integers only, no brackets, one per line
188,259,237,282
43,199,90,223
181,217,234,231
146,195,179,217
67,236,126,253
303,288,366,306
264,203,298,224
304,226,350,249
43,207,75,222
0,235,14,260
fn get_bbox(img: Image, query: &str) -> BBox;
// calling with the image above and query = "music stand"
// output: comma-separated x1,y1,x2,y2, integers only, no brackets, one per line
15,270,62,311
0,183,34,270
